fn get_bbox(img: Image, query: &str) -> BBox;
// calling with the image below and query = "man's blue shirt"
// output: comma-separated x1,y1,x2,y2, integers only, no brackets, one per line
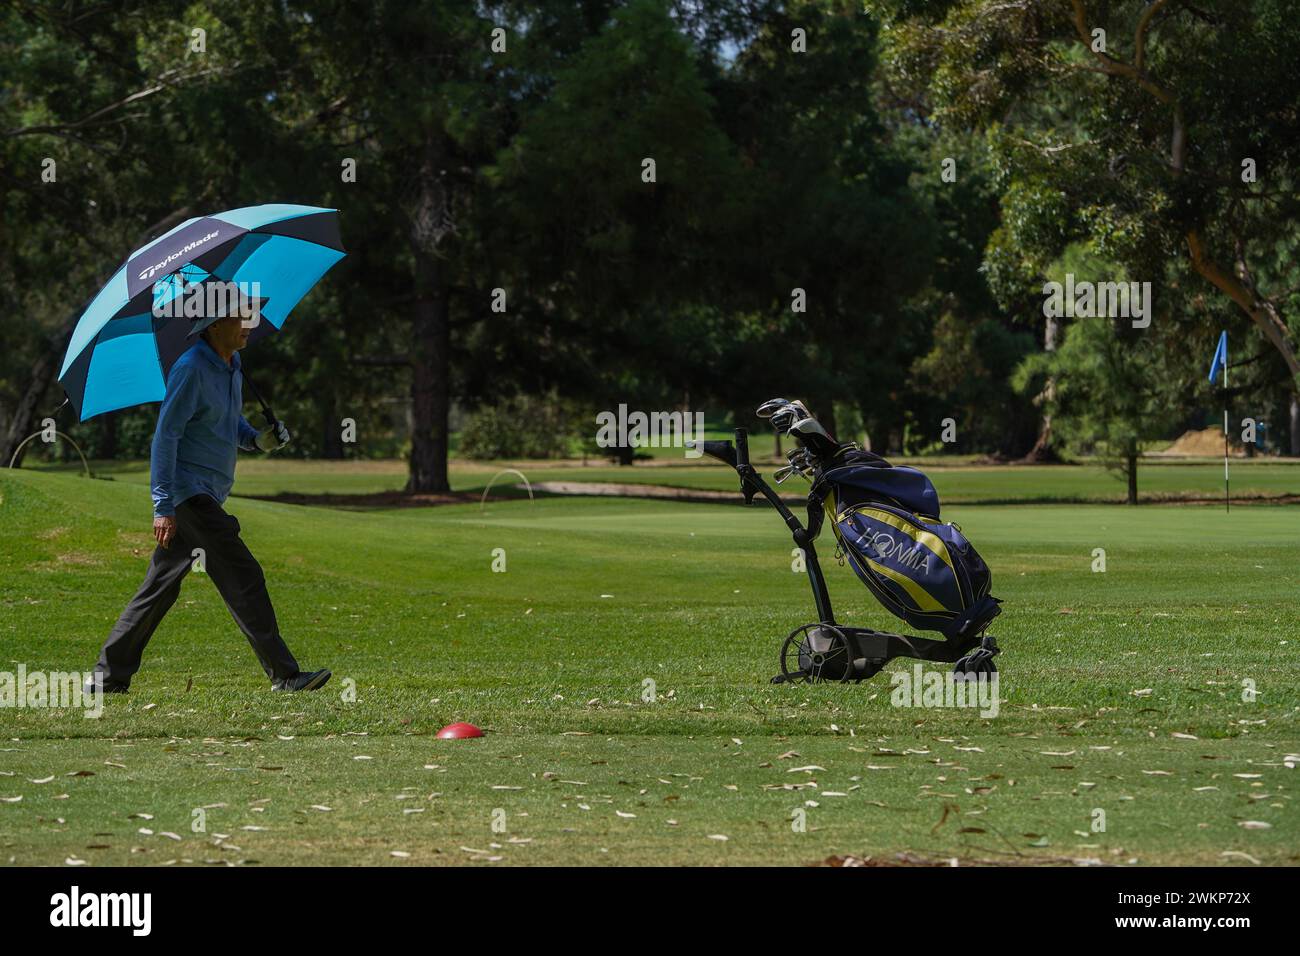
150,338,259,517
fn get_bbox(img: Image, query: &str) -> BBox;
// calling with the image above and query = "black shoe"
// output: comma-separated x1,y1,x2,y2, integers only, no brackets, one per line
272,669,331,692
83,675,129,695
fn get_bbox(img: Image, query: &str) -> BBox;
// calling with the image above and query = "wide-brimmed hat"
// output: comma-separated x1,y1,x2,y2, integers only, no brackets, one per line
186,283,270,337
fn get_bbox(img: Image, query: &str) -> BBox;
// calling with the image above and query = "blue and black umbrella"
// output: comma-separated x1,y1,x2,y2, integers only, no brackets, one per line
58,203,346,422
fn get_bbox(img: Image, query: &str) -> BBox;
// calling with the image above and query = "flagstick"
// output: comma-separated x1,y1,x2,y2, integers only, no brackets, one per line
1223,362,1230,514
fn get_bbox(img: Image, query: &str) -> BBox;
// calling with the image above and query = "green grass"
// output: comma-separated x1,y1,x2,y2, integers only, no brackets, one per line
1,466,1297,866
28,454,1300,504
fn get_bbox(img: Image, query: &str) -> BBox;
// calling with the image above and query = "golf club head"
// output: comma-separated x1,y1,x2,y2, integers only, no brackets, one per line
756,398,814,435
789,415,834,445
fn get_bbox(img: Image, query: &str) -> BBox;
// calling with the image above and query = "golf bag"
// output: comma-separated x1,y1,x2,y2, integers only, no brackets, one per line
821,449,999,640
698,398,1002,684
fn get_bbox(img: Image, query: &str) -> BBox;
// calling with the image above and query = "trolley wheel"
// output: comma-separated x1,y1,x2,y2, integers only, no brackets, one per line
953,634,1000,680
779,623,855,684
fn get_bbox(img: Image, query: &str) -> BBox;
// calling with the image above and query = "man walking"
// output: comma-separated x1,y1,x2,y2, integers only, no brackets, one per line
87,302,330,693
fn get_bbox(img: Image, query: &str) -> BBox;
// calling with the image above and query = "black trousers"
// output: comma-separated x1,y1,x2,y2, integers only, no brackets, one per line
95,494,300,685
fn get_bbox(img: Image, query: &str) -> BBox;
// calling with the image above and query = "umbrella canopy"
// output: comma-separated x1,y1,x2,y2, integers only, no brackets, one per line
58,204,345,421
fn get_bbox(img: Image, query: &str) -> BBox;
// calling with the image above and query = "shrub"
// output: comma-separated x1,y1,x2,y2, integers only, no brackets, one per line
458,394,581,459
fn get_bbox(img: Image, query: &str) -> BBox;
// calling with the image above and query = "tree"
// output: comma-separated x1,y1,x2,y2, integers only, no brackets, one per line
877,0,1300,452
1012,248,1192,502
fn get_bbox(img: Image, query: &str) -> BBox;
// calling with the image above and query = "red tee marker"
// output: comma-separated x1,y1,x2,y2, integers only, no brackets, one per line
436,722,483,739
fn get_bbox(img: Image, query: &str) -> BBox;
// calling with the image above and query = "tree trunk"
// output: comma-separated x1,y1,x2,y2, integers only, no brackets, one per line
100,411,117,460
406,259,451,492
1126,444,1138,505
1023,314,1061,463
404,132,455,494
1290,394,1300,457
321,390,344,459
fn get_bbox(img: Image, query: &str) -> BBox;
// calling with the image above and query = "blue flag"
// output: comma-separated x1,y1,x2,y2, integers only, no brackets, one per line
1207,330,1227,384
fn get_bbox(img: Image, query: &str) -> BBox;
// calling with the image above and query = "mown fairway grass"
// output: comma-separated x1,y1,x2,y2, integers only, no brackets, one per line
1,466,1297,866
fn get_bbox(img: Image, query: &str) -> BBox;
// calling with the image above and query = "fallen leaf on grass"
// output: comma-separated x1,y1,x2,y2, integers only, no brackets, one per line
1220,851,1260,864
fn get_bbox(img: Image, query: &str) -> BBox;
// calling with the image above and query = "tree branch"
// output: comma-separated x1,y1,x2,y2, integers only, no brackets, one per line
1068,0,1175,105
3,65,242,139
1186,229,1300,381
1134,0,1170,73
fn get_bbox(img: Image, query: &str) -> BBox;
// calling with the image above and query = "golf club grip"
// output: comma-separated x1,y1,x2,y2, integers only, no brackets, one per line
734,429,754,501
735,429,750,468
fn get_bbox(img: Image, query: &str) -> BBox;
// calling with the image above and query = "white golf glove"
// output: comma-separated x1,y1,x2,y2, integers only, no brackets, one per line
255,421,292,452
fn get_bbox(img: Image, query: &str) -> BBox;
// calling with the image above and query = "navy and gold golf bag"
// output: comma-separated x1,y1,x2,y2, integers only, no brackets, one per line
820,449,999,640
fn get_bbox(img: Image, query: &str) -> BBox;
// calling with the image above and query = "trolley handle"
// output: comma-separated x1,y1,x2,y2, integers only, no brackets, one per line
735,429,756,503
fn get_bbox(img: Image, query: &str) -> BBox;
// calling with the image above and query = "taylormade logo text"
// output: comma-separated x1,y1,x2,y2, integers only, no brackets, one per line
137,229,220,282
50,886,151,936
